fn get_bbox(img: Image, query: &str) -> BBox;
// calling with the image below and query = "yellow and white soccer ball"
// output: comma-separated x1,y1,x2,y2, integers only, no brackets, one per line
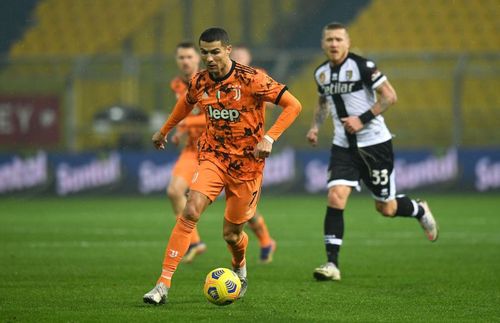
203,268,241,306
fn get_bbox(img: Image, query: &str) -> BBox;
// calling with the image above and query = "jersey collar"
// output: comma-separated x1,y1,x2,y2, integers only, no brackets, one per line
209,60,235,82
329,52,350,69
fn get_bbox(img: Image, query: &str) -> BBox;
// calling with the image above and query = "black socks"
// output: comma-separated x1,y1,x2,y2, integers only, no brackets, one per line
324,207,344,266
395,195,424,219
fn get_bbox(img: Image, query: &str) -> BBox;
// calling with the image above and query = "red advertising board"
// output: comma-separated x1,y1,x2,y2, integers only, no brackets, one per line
0,96,60,146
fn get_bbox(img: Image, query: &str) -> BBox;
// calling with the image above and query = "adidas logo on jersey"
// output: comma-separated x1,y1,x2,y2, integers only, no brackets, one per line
207,106,240,122
323,82,355,95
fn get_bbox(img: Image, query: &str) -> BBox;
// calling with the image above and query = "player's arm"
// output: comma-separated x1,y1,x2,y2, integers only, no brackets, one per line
371,80,398,115
183,113,206,127
342,80,397,134
254,91,302,158
152,93,195,150
307,96,328,147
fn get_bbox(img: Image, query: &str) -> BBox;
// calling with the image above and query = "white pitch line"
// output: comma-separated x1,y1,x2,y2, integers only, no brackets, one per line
23,240,164,248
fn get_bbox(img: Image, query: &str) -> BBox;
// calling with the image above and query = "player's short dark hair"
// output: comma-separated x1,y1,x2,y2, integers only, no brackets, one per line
322,22,349,39
176,41,196,50
323,22,348,32
199,27,230,45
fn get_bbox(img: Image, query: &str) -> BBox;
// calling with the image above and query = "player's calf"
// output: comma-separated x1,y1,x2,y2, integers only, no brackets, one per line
375,200,397,217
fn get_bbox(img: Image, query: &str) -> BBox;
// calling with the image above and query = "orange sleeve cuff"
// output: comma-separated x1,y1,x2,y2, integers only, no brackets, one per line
265,91,302,141
160,94,194,135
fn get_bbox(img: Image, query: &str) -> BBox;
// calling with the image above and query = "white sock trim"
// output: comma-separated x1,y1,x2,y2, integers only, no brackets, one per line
324,235,343,245
411,200,419,216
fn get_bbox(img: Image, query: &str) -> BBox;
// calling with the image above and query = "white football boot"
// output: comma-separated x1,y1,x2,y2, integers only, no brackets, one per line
143,282,168,305
313,262,341,281
233,265,247,299
417,200,439,242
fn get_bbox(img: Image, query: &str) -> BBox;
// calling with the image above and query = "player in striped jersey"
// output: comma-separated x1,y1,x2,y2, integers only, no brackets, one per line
307,22,439,281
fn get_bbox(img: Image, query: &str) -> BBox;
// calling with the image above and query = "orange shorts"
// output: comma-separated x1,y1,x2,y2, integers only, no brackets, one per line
190,160,262,225
171,150,199,184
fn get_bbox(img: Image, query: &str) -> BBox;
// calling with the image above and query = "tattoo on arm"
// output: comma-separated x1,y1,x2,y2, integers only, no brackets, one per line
373,81,397,115
313,97,328,128
377,95,392,113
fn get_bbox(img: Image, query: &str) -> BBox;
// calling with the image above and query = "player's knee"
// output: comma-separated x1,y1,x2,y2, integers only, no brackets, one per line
247,213,259,224
375,202,396,217
223,230,241,245
167,185,182,200
183,202,201,222
327,189,347,208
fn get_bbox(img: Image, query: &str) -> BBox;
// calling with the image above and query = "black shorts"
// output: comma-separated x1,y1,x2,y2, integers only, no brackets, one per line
327,140,396,201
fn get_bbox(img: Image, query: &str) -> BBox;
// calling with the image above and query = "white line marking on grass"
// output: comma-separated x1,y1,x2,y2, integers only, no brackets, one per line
25,240,164,248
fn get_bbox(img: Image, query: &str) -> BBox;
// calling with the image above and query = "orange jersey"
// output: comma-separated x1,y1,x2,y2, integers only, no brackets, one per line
170,76,205,152
185,62,287,180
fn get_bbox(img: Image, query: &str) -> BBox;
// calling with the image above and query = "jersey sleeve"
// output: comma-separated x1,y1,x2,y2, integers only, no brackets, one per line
314,72,325,97
251,69,288,105
185,73,201,105
359,59,387,90
170,77,188,100
160,93,194,135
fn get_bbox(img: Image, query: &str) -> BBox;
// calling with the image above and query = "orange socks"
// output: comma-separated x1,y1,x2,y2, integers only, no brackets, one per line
227,231,248,269
176,214,201,245
190,227,201,245
157,216,197,287
248,215,272,247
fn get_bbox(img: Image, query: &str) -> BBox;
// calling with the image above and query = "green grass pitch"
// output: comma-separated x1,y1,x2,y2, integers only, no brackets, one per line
1,194,499,322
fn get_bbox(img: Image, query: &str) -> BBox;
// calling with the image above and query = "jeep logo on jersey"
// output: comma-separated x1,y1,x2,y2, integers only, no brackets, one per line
207,105,240,122
323,82,355,95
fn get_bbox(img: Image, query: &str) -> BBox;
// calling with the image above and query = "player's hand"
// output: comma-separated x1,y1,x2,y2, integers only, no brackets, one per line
307,127,319,146
254,137,273,159
152,131,167,150
341,117,364,134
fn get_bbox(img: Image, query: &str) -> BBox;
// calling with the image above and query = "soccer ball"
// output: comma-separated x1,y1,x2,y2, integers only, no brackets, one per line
203,268,241,306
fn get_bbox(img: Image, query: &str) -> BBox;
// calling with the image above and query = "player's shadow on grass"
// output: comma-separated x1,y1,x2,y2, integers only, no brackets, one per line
134,299,205,308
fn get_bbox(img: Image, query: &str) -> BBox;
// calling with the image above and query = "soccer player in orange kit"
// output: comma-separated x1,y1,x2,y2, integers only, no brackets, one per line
167,42,207,263
168,42,278,264
143,27,301,305
230,44,277,264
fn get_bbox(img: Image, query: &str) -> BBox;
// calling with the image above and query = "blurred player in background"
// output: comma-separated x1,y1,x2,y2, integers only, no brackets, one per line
230,45,276,264
167,42,276,264
144,27,301,305
167,41,207,263
230,45,253,67
307,22,438,281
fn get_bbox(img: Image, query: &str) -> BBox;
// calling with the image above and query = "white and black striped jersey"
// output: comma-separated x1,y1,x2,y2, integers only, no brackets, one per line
314,52,392,148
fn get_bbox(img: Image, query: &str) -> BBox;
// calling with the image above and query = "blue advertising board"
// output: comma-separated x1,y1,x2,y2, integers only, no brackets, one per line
1,147,499,196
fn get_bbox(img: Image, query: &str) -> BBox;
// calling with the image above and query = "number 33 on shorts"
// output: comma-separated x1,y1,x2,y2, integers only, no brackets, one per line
371,169,389,185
